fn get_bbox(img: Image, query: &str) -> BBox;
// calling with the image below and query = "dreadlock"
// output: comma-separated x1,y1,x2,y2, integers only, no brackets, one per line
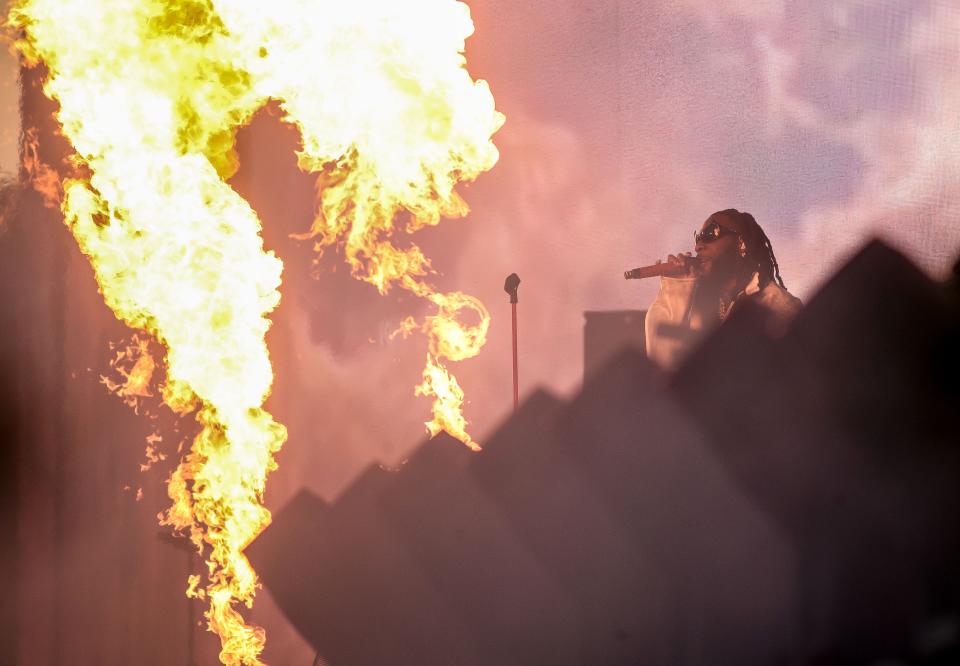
715,209,787,290
756,224,787,289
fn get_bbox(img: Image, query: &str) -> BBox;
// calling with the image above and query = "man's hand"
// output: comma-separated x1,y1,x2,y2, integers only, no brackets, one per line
657,252,698,277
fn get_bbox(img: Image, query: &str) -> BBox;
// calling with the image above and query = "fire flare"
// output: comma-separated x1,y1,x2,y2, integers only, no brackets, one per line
8,0,501,663
212,0,501,446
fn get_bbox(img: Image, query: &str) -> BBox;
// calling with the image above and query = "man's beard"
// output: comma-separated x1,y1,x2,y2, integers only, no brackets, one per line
697,253,745,290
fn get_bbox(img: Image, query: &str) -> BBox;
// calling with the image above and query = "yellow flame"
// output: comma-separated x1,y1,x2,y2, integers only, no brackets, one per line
101,334,156,412
9,1,284,663
9,0,501,662
213,0,502,445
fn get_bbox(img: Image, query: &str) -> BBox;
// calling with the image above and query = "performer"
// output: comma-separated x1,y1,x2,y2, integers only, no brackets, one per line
644,209,802,369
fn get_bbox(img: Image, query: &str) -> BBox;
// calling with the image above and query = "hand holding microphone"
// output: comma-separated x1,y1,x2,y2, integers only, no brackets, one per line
624,252,699,280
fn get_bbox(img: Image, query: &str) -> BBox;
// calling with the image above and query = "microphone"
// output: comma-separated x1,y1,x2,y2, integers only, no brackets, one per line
624,257,699,280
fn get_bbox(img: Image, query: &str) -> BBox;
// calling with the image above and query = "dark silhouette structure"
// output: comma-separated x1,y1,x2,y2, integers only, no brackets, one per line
583,309,646,381
248,240,960,665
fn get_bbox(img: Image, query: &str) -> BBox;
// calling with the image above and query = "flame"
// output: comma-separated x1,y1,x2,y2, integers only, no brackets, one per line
21,126,61,208
8,0,501,662
8,1,285,663
213,0,503,445
101,334,156,413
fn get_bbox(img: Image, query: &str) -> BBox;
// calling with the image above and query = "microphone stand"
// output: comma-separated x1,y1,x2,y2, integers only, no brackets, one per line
504,273,521,411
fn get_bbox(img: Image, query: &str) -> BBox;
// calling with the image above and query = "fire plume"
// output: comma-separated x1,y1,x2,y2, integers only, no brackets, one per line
8,0,285,663
213,0,502,446
8,0,501,662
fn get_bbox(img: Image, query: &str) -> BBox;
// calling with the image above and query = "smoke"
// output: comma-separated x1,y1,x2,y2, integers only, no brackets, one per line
662,0,960,287
0,171,17,229
787,1,960,282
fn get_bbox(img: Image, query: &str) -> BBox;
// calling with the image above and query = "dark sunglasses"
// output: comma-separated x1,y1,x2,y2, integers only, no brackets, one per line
695,221,738,245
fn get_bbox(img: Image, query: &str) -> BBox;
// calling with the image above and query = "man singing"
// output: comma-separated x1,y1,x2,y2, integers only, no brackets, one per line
645,209,802,369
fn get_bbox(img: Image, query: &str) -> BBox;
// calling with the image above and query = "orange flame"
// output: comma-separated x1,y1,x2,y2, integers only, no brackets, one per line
21,126,60,208
8,0,501,662
8,1,286,663
101,334,156,412
236,0,503,446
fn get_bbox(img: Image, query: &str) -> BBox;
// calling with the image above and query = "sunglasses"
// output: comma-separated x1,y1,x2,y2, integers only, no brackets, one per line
695,221,739,245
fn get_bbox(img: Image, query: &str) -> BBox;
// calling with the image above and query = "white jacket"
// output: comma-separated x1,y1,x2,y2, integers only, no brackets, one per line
645,272,802,369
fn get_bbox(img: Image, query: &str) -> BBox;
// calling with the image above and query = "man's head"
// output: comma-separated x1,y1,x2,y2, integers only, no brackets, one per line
694,209,786,289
